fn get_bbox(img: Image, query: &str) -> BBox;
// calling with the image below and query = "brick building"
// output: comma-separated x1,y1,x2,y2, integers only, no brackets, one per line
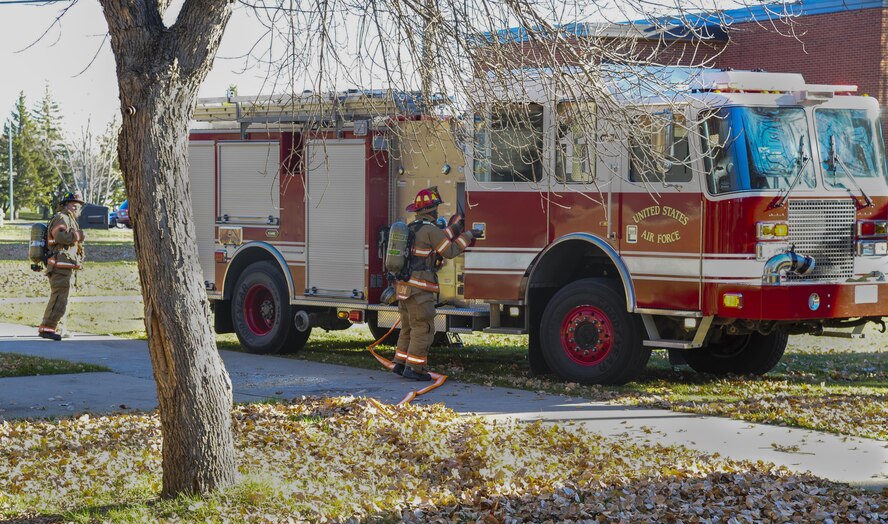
712,0,888,116
493,0,887,108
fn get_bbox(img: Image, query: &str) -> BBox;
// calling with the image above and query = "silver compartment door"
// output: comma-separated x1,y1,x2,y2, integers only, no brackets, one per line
188,141,216,287
305,139,367,298
217,141,281,225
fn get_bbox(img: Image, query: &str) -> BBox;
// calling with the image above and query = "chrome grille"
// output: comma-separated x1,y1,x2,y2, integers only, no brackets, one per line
786,199,855,282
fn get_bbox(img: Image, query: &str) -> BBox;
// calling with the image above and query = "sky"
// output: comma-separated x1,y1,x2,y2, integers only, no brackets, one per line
0,0,745,138
0,1,283,136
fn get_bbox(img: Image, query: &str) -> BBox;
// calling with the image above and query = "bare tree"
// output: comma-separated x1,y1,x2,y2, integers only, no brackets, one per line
66,119,123,207
98,1,236,496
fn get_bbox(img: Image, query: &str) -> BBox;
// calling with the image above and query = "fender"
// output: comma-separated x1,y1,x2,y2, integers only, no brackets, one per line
524,233,636,311
222,241,296,300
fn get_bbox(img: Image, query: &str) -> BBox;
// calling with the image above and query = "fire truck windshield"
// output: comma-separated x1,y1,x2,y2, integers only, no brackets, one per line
815,108,888,188
700,106,815,195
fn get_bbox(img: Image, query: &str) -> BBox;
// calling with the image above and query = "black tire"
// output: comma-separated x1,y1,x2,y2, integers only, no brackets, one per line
539,278,650,385
683,331,788,376
232,261,309,354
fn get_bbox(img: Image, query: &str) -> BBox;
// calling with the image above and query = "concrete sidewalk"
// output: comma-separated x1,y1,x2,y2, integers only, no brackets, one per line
0,322,885,489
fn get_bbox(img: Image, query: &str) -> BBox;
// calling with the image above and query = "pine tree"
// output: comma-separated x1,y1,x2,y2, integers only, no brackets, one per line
9,92,43,219
0,121,9,219
32,86,70,214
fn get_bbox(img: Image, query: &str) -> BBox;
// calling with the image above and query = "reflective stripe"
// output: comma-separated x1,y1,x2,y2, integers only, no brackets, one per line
456,236,468,249
406,278,439,292
435,238,451,254
47,257,80,270
47,239,57,246
412,247,432,256
395,351,409,360
445,227,455,240
38,326,56,333
406,355,427,364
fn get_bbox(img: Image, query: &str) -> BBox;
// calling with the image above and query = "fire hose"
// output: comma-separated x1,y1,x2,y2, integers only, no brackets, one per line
366,320,448,406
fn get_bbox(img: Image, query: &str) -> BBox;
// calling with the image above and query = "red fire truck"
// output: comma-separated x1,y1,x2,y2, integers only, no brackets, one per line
188,69,888,384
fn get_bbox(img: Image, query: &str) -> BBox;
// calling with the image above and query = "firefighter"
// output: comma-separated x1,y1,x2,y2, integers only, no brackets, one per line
393,187,475,381
38,191,86,341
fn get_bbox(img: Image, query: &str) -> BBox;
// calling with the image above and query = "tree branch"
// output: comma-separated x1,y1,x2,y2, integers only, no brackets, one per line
171,0,235,76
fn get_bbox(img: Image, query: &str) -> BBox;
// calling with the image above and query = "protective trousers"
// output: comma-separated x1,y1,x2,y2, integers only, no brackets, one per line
41,268,73,330
395,291,436,372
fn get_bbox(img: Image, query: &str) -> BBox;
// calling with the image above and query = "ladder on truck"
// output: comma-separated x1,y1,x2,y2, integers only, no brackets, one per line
193,90,440,137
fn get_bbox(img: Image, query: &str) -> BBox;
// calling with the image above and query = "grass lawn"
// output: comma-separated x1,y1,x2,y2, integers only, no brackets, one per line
0,352,110,377
0,224,133,244
0,260,141,298
0,299,146,335
0,398,884,522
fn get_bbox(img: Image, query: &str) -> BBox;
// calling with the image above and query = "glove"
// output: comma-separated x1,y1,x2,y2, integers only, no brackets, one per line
471,227,484,239
448,214,465,236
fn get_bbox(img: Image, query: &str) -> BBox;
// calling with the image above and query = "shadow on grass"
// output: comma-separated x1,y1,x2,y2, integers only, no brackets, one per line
218,328,887,390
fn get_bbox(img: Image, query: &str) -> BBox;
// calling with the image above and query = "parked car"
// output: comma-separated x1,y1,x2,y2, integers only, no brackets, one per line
108,208,118,228
116,200,131,228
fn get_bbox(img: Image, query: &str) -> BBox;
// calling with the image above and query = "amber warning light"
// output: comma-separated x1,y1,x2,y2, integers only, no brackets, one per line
722,293,743,309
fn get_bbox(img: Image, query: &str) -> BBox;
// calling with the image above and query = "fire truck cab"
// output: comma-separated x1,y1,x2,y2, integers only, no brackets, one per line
188,69,888,385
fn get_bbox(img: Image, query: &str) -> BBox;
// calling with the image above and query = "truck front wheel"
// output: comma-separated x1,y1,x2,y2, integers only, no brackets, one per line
683,331,787,376
232,261,309,354
539,278,650,385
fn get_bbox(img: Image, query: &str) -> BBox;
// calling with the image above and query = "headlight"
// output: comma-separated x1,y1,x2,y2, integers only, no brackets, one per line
856,240,888,256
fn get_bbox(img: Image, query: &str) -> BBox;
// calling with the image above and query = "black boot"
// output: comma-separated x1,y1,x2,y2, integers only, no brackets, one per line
39,331,62,341
402,367,432,381
392,363,405,376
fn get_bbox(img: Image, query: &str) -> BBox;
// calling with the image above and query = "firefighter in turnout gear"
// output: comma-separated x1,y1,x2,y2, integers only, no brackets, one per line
38,191,85,341
393,188,475,381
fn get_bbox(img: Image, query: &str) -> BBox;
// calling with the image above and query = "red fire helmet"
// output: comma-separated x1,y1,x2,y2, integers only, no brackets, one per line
406,188,443,212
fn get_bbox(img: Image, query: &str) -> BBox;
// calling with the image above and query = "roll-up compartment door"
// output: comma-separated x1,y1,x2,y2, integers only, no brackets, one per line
305,139,366,298
188,141,216,287
217,141,281,225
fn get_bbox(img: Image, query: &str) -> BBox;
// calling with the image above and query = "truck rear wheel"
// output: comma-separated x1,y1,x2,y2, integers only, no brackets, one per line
232,261,309,354
683,331,787,376
539,278,650,385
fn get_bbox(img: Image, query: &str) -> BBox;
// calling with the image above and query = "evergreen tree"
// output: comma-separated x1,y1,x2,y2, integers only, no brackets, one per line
9,92,43,218
32,86,71,213
0,121,9,218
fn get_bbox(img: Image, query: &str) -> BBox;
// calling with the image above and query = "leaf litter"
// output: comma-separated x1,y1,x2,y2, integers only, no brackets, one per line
1,397,885,522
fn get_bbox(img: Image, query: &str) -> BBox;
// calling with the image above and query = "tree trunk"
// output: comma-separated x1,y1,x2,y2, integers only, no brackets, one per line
100,1,235,497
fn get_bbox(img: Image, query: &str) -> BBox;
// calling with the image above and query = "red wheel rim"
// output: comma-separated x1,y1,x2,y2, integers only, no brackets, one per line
244,284,275,336
559,305,613,366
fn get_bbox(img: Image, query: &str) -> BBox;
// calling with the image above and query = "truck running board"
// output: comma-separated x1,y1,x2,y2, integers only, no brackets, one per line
482,327,528,335
819,324,866,339
641,315,714,349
